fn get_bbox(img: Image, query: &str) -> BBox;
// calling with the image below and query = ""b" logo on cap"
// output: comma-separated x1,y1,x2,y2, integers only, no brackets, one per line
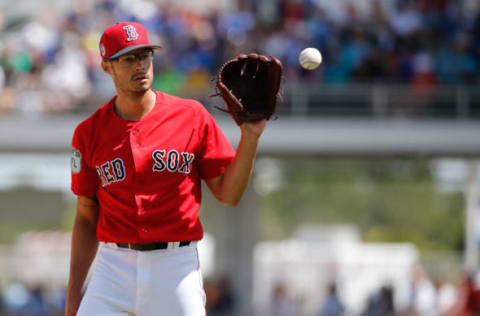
123,25,139,42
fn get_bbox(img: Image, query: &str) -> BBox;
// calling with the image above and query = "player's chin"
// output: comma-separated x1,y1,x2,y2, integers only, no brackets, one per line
132,80,152,92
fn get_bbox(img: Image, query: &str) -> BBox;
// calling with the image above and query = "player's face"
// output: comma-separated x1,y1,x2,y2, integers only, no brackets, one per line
105,48,155,93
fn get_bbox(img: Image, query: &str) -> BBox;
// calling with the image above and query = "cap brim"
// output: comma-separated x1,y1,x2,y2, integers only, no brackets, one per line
106,44,162,60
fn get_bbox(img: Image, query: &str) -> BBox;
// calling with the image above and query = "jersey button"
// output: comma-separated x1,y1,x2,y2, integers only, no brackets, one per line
142,228,148,233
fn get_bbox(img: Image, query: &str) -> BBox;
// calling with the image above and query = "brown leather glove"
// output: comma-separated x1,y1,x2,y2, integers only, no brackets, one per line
212,53,283,125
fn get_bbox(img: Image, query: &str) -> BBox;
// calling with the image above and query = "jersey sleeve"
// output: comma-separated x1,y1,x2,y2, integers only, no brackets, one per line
196,106,236,180
71,123,99,196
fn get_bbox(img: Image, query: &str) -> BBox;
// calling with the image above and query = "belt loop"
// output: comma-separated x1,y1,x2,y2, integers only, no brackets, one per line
169,242,180,249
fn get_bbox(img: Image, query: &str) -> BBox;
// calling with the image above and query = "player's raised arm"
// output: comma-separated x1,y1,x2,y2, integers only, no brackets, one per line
205,120,266,207
206,53,282,206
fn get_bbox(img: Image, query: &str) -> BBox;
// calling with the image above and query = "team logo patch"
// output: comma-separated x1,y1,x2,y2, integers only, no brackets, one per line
123,25,139,42
100,43,106,57
71,148,82,174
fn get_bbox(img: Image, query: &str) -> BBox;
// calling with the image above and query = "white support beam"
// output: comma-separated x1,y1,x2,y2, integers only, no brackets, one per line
465,162,480,269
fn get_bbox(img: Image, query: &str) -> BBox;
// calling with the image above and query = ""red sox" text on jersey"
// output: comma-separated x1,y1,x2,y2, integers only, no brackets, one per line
96,150,195,187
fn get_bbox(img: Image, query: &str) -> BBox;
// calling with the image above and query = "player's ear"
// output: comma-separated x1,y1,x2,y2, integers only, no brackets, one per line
101,61,112,75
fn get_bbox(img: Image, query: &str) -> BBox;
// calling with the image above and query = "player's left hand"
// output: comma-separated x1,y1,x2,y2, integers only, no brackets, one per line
240,119,267,139
212,53,282,126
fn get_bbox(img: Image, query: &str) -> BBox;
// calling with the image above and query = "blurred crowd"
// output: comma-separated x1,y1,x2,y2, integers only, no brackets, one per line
263,267,480,316
2,266,480,315
0,281,65,316
0,0,478,115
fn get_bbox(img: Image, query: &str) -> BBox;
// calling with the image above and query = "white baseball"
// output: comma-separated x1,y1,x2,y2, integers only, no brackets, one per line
299,47,322,70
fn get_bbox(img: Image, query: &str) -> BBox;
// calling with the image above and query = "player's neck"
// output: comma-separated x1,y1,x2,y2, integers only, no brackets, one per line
114,89,156,121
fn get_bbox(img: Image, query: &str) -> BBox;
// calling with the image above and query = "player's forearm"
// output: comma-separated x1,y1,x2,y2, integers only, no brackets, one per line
65,213,99,315
218,131,259,206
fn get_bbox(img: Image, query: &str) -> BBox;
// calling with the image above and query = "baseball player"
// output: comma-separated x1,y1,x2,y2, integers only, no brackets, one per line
65,22,266,316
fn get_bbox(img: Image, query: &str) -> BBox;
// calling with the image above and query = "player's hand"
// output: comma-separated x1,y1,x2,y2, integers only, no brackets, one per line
65,285,83,316
240,119,267,139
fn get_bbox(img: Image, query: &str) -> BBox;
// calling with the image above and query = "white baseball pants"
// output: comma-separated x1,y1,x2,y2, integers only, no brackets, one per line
77,242,206,316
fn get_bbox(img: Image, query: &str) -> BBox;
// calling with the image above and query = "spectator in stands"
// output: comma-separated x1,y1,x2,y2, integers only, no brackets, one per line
447,270,480,316
205,276,235,316
270,282,298,316
406,264,438,316
317,282,345,316
362,284,394,316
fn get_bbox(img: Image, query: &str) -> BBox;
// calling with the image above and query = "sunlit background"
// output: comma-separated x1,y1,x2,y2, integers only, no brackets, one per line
0,0,479,315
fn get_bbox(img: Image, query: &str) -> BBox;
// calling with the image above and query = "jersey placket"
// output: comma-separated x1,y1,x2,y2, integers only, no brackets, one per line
129,123,149,238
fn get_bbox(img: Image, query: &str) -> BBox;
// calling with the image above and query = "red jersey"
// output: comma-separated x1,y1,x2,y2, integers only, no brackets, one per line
71,90,235,243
